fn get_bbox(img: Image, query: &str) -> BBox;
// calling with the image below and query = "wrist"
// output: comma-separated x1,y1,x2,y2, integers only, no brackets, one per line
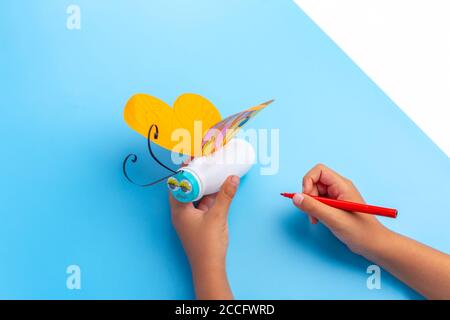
361,226,396,262
191,263,232,300
190,253,226,270
191,261,227,281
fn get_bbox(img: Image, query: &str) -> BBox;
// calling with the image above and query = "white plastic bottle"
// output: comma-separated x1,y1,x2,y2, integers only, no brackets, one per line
167,138,256,202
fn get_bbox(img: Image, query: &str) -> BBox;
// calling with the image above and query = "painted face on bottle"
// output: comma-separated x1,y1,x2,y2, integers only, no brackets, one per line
167,170,200,203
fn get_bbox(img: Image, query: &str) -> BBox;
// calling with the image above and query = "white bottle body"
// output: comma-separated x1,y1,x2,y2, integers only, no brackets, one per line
183,138,256,200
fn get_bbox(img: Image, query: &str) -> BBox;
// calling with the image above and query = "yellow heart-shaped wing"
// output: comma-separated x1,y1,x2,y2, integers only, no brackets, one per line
124,93,222,157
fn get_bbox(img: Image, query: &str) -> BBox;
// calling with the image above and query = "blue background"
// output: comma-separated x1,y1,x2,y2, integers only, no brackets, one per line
1,0,449,299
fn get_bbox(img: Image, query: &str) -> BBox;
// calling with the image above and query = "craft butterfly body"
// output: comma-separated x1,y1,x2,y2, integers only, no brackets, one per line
123,93,272,202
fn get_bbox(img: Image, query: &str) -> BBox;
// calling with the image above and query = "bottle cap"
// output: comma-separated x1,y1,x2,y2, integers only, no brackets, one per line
167,169,202,203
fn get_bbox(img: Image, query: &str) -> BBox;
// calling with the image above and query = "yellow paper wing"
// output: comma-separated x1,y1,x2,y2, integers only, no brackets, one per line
124,93,222,156
123,94,173,145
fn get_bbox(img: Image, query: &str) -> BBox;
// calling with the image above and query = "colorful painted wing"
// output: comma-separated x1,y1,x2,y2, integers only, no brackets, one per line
201,100,273,156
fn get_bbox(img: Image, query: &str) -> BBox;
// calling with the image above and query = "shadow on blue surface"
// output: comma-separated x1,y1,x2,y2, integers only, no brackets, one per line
282,210,423,300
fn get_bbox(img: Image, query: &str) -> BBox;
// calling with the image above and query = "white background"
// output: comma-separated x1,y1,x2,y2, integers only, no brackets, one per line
294,0,450,157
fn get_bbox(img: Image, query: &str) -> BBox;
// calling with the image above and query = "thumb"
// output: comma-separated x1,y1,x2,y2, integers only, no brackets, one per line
211,175,240,215
292,193,343,228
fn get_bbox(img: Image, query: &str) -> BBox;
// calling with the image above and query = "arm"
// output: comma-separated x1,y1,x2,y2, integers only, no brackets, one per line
169,175,240,300
368,230,450,299
293,164,450,299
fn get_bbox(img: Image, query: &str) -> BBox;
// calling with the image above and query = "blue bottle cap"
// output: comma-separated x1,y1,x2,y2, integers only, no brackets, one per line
167,169,201,203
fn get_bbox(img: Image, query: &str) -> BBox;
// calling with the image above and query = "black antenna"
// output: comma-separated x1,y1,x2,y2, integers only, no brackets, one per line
123,124,177,187
146,125,176,174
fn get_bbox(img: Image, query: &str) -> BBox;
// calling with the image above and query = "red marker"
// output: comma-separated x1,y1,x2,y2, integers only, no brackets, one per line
280,193,398,219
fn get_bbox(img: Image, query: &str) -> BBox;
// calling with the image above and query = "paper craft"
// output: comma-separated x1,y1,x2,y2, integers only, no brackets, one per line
200,102,270,156
124,93,272,157
123,93,272,187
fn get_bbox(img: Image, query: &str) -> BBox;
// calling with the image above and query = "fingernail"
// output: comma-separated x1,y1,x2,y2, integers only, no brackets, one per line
292,193,304,206
230,175,240,186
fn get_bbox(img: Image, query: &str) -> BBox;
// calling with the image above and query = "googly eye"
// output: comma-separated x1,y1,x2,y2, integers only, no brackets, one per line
179,179,192,194
167,177,179,191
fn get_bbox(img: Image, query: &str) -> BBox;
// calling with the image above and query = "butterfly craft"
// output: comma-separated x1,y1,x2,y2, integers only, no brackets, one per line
123,93,272,187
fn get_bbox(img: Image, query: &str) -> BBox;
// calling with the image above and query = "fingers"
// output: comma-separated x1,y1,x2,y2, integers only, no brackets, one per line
168,192,193,214
302,164,342,192
302,163,359,201
292,193,344,228
211,175,240,216
197,195,216,212
309,216,319,225
302,164,341,223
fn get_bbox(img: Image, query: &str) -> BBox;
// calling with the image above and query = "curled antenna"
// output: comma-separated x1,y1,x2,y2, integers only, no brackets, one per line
123,124,177,187
145,124,177,174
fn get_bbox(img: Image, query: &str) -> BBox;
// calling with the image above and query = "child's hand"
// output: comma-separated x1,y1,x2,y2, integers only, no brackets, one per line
293,163,450,299
169,175,240,299
292,164,389,257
